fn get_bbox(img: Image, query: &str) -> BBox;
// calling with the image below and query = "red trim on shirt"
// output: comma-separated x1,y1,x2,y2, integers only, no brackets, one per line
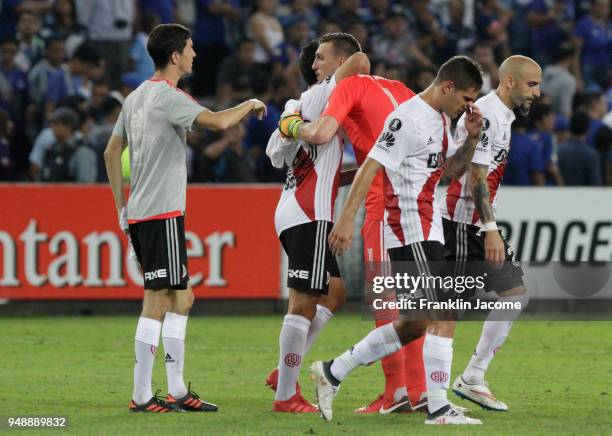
293,148,317,221
128,210,183,224
383,171,405,245
147,78,175,87
446,179,462,220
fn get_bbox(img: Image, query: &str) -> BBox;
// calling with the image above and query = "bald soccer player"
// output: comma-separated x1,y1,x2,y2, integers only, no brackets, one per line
444,56,541,411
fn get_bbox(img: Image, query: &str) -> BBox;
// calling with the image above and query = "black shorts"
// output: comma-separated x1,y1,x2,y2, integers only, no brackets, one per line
129,216,189,290
279,221,340,294
442,218,524,294
388,241,447,305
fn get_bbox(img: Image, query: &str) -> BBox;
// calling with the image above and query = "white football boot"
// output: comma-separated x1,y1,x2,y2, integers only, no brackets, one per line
452,376,508,411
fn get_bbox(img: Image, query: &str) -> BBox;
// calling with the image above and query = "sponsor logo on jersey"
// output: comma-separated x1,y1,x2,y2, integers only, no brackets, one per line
288,269,309,279
378,131,395,147
427,152,444,169
325,75,332,84
389,118,402,131
144,268,167,281
480,131,489,147
426,136,435,146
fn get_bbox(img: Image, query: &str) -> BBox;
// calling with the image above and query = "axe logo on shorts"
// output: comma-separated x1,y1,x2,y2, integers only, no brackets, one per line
144,268,167,281
288,269,309,279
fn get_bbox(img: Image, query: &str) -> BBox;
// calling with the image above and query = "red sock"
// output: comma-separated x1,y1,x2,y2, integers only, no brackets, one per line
375,317,406,402
403,334,426,404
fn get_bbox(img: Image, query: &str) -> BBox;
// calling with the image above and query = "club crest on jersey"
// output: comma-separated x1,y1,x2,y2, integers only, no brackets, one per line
427,152,444,169
388,118,402,131
378,131,395,147
482,117,490,131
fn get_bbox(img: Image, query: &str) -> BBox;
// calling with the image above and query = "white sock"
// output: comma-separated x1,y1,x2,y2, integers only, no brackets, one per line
463,293,527,384
330,323,401,382
162,312,188,398
423,333,453,414
303,305,333,355
275,314,310,401
133,317,162,404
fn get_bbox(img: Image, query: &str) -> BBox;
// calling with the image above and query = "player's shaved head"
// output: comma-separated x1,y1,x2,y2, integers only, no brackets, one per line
498,55,542,114
498,55,540,82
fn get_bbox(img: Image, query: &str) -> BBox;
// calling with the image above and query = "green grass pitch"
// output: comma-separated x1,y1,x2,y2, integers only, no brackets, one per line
2,315,611,435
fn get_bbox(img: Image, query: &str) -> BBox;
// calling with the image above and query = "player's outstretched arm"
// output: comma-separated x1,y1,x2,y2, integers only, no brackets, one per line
468,162,505,268
104,134,127,213
335,52,370,83
329,158,382,255
195,99,267,131
288,115,340,145
444,105,483,179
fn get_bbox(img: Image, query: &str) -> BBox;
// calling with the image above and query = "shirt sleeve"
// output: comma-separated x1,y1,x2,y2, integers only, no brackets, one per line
162,88,206,131
367,112,416,172
112,109,126,138
321,77,361,125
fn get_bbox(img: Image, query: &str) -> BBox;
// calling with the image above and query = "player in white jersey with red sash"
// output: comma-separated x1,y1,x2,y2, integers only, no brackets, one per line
265,34,370,413
441,56,541,412
310,56,487,425
104,24,266,414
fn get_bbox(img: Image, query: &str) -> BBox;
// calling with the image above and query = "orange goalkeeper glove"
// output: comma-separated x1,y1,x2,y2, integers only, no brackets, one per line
278,113,303,139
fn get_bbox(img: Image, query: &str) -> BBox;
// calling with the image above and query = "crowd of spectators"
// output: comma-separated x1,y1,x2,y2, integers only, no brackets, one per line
0,0,610,185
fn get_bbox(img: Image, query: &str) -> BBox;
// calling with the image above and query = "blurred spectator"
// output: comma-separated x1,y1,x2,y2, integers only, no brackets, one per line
371,13,434,70
328,0,368,24
283,18,310,65
216,39,264,106
528,103,564,185
248,0,285,65
318,19,342,36
440,0,476,59
139,0,175,24
471,42,498,93
41,107,97,182
119,73,142,99
88,95,123,182
15,9,45,71
28,37,65,106
572,0,610,90
41,0,85,57
583,92,612,180
407,0,446,64
192,0,242,97
526,0,574,66
541,42,577,117
198,122,256,182
0,109,17,180
558,110,602,185
89,79,111,122
504,114,546,185
129,12,157,85
244,75,284,182
0,0,21,40
28,95,87,179
346,21,371,56
75,0,134,88
279,0,321,34
0,38,29,123
409,67,436,92
366,0,392,36
45,42,101,118
475,0,512,60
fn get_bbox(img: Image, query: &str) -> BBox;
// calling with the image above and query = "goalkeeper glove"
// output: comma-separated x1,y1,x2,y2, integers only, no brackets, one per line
279,113,303,139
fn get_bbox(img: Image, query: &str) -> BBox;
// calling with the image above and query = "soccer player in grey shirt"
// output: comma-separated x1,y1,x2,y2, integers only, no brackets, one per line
104,23,266,413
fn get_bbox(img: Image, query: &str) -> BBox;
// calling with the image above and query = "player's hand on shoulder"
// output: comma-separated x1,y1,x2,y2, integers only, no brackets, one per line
249,98,267,120
464,104,483,140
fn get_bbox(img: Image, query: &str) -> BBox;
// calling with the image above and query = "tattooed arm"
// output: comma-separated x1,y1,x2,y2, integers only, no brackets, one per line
444,105,483,179
468,162,505,268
